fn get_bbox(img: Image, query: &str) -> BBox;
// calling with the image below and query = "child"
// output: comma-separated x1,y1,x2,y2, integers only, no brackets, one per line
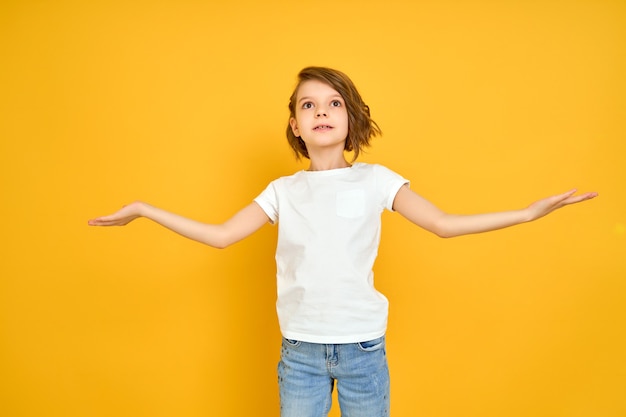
88,67,597,417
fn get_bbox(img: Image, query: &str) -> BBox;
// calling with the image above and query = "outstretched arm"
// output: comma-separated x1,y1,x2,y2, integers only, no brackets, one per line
88,201,270,249
392,185,598,238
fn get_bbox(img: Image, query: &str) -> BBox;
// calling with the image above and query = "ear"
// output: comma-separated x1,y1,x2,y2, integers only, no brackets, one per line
289,117,300,137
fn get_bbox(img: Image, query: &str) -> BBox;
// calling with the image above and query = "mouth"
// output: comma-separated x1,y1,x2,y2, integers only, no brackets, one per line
313,125,333,131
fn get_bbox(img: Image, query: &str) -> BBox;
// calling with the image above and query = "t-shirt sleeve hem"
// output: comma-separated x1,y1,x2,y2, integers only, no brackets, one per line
386,179,409,211
253,197,277,224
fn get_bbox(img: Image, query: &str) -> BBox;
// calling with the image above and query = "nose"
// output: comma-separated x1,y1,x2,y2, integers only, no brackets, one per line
315,105,328,118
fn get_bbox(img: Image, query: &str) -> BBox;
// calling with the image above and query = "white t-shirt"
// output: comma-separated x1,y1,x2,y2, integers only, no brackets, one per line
254,162,408,343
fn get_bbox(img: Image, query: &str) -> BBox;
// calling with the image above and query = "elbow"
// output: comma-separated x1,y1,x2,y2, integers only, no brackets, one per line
207,228,240,249
200,231,233,250
435,225,466,238
433,228,455,239
209,236,234,249
430,217,458,239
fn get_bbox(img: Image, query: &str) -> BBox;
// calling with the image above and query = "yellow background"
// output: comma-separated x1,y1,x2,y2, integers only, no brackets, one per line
1,0,624,416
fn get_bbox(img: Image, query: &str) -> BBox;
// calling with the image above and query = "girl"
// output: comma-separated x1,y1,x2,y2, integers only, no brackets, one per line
88,67,597,417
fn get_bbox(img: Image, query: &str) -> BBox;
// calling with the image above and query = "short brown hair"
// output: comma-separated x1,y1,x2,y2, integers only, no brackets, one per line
286,67,381,161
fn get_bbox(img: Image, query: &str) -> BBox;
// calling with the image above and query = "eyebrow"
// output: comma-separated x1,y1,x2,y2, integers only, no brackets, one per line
298,94,343,103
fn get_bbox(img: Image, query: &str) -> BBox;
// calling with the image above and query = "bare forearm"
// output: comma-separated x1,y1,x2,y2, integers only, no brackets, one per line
433,209,532,238
392,184,597,239
139,203,230,248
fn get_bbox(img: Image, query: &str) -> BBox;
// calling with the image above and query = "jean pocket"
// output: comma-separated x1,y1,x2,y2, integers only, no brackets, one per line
283,338,302,348
357,336,385,352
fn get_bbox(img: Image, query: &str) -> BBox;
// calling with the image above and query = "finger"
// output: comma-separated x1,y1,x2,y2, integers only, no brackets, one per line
562,192,598,205
547,189,579,207
88,216,122,226
94,212,124,222
558,189,578,199
88,218,112,226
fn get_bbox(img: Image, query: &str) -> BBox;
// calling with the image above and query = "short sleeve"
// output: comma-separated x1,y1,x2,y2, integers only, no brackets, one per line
374,164,410,211
254,181,279,224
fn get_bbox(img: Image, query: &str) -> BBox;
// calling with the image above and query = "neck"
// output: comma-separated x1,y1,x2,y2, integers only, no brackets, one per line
307,152,352,171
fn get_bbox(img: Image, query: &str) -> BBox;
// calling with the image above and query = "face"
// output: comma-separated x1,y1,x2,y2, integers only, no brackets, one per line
289,79,349,155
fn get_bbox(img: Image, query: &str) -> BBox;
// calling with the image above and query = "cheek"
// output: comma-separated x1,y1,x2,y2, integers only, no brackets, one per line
341,114,350,131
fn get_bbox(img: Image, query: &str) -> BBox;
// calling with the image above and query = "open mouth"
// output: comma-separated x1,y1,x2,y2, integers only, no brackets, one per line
313,125,333,131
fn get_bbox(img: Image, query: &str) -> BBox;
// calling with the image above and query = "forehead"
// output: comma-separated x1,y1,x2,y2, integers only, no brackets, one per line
296,79,342,100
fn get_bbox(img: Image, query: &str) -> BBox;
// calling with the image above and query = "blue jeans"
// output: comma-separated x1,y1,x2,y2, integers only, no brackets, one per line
278,336,390,417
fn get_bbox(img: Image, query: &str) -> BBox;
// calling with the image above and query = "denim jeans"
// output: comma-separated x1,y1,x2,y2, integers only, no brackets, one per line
278,335,390,417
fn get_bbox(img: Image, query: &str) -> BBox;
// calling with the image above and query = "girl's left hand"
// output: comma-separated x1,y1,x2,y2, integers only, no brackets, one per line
526,189,598,221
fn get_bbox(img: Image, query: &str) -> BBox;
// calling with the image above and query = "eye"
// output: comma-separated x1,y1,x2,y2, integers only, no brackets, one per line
331,100,342,107
302,102,314,109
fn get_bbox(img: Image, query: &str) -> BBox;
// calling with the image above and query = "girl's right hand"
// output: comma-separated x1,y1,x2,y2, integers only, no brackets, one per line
88,200,268,248
88,201,146,226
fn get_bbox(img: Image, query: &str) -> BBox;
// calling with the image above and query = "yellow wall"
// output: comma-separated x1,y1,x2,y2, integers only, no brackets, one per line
1,1,624,416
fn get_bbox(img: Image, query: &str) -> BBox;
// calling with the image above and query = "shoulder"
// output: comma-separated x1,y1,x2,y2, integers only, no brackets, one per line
259,170,308,196
265,170,306,185
352,162,403,178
